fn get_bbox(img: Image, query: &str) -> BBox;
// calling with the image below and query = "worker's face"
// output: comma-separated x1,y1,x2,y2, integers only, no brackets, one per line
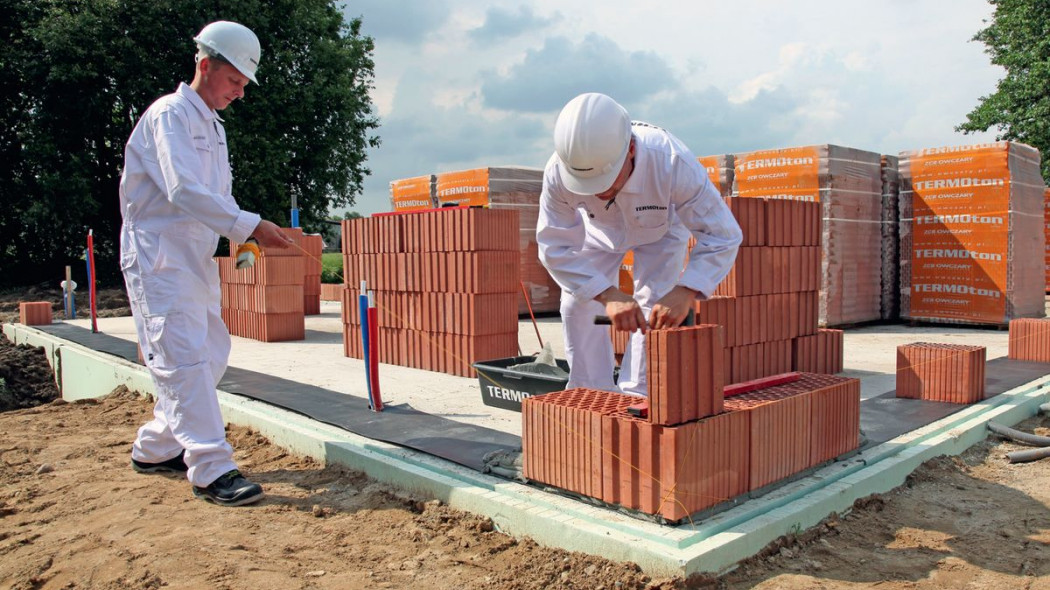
594,139,635,201
200,59,249,111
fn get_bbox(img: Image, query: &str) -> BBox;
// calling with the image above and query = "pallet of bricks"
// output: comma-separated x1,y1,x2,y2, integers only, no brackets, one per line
733,145,884,327
339,207,521,377
610,198,844,382
524,323,861,523
218,228,306,342
614,154,735,314
389,167,563,316
898,141,1046,326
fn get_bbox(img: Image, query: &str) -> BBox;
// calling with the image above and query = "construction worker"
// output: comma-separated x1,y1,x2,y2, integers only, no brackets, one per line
537,93,742,396
118,21,293,506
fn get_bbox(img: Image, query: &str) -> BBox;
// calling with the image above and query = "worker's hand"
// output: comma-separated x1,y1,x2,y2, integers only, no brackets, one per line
250,220,295,249
596,286,647,334
650,285,699,329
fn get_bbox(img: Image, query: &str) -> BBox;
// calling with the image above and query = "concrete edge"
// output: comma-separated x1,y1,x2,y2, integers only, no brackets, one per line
5,322,1049,577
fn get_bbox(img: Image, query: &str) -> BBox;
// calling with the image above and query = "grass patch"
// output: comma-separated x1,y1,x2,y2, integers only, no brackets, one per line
321,252,343,284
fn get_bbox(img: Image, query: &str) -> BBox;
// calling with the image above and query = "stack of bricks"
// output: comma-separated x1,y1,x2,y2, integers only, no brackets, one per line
1008,318,1050,362
218,227,306,342
896,343,986,403
18,302,52,325
702,198,843,383
320,283,343,302
698,154,735,197
389,175,437,212
881,155,901,320
899,141,1046,326
301,234,324,315
339,207,520,377
733,145,885,327
524,324,861,522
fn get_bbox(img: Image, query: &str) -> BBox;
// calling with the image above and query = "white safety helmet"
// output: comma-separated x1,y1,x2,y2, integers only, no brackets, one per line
193,21,261,84
553,93,631,195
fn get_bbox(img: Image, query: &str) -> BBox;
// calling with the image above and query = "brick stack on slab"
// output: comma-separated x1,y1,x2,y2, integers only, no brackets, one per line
219,227,306,342
899,141,1046,326
732,145,884,327
432,166,561,315
895,343,986,403
302,234,324,315
881,155,901,320
320,283,342,302
1008,318,1050,362
18,302,52,325
339,207,521,377
389,175,436,212
699,197,843,382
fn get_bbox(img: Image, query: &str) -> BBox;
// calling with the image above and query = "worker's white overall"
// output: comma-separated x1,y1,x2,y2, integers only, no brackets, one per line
119,83,260,487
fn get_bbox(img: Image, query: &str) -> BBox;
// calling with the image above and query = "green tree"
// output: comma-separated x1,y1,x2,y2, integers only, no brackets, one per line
0,0,379,288
959,0,1050,181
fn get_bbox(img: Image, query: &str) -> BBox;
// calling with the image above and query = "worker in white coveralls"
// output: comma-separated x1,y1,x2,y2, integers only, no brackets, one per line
119,21,293,506
537,93,742,396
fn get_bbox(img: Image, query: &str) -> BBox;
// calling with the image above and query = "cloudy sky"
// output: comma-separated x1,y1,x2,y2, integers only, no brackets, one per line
336,0,1003,216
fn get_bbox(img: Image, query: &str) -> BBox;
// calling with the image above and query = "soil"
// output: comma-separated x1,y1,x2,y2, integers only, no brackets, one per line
0,338,60,413
2,307,1050,588
0,286,131,324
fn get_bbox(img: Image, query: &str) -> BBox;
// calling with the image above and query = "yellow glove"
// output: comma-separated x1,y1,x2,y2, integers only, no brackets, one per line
235,239,261,270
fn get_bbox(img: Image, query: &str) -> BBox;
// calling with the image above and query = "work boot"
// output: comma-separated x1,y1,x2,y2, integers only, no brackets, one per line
192,470,264,507
131,450,188,474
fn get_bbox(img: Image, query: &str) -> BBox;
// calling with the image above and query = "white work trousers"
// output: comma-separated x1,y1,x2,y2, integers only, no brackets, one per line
121,223,236,487
561,234,688,396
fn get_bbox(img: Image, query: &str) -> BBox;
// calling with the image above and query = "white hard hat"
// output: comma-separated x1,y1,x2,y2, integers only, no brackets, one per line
193,21,261,84
553,93,631,195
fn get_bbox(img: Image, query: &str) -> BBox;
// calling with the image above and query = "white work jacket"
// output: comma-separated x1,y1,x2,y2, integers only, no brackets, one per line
119,83,260,247
537,122,742,302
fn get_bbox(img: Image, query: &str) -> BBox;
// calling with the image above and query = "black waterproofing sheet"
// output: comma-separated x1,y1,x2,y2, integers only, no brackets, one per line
31,323,1050,468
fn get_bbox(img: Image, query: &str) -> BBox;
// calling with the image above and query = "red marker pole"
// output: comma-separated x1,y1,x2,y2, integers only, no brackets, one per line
87,229,98,333
366,291,383,411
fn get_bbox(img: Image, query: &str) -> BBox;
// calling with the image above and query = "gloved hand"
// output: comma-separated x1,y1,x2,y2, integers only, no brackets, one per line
235,239,261,270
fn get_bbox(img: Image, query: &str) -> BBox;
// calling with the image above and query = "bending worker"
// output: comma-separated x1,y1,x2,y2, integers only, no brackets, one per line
537,93,742,396
119,21,293,506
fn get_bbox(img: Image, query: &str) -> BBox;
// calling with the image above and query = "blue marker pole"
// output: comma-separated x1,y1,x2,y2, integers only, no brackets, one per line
359,280,373,406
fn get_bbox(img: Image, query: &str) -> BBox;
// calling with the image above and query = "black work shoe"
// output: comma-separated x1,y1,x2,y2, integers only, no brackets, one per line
192,470,264,507
131,451,188,474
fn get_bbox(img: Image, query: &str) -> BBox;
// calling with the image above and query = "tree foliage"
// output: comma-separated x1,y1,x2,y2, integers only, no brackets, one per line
959,0,1050,181
0,0,379,287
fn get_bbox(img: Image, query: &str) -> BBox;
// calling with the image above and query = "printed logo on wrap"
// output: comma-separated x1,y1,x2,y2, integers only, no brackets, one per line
436,168,491,208
391,175,436,212
907,143,1012,322
734,146,820,202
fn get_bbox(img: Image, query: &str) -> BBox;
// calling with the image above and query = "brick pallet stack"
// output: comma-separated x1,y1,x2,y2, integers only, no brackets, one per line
899,141,1046,326
389,175,436,212
431,166,561,315
733,145,884,327
302,234,324,315
881,155,901,320
218,228,306,342
339,208,521,377
524,323,861,522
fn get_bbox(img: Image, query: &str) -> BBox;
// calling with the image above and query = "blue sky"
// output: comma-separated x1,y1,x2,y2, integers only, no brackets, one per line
337,1,1003,216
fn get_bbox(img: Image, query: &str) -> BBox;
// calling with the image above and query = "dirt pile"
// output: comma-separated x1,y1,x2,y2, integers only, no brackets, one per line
0,337,59,412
